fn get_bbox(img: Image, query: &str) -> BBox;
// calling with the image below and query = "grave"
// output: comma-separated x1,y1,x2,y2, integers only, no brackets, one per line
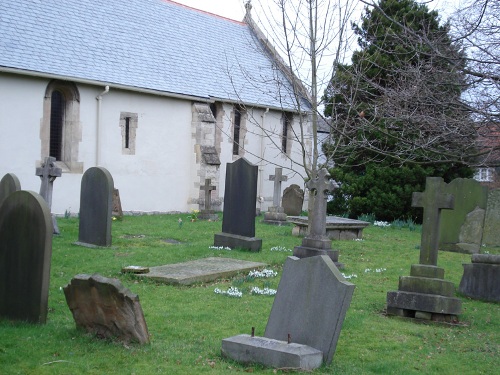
198,178,218,220
36,156,62,234
0,190,53,323
222,255,355,370
282,184,304,216
292,169,342,267
75,167,114,247
64,274,150,344
263,167,288,225
137,257,267,285
288,215,369,240
0,173,21,207
214,158,262,251
459,254,500,302
112,188,123,219
482,189,500,247
387,177,462,321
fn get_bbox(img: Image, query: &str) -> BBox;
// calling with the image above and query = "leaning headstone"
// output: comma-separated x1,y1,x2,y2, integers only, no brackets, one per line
0,191,53,323
459,254,500,302
76,167,114,247
222,255,354,370
214,158,262,251
387,177,462,321
112,188,123,220
263,167,288,224
293,169,341,267
282,184,304,216
482,189,500,247
63,274,150,344
0,173,21,208
36,156,62,234
198,178,218,221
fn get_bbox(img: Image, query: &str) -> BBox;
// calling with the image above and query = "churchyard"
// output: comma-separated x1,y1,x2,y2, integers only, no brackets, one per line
0,213,498,374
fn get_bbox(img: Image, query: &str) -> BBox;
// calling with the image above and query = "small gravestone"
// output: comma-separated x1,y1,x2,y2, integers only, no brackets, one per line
293,169,341,267
198,178,218,221
263,167,288,225
36,156,62,234
222,255,354,370
76,167,114,247
459,254,500,302
64,274,150,344
214,158,262,251
482,189,500,247
0,191,53,323
112,188,123,219
0,173,21,208
282,184,304,216
387,177,462,321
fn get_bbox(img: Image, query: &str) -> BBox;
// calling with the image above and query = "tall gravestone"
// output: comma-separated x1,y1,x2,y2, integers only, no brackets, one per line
214,158,262,251
0,191,53,323
36,156,62,234
263,167,288,224
387,177,462,321
77,167,114,247
0,173,21,208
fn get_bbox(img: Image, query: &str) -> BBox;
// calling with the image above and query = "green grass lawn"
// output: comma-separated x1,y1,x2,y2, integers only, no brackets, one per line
0,214,498,374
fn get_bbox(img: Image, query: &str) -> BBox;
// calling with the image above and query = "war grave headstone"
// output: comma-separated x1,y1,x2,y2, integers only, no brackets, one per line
75,167,114,247
459,254,500,302
36,156,62,234
282,184,304,216
198,178,218,220
112,188,123,220
64,274,150,344
0,173,21,208
214,158,262,251
292,168,342,267
387,177,462,321
222,255,355,370
0,190,53,323
482,189,500,247
263,167,288,225
439,178,488,254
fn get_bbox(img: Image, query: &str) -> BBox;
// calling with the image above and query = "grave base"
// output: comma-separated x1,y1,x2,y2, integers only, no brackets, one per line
198,210,219,221
293,246,343,269
459,254,500,302
263,207,287,225
386,290,462,316
221,334,323,371
386,306,459,323
214,232,262,252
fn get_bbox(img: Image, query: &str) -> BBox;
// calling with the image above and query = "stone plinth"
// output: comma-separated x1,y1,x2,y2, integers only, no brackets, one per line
288,216,369,240
263,206,288,225
459,254,500,302
214,232,262,252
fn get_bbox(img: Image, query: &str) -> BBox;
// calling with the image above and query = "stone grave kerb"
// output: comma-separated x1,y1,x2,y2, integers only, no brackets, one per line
0,173,21,208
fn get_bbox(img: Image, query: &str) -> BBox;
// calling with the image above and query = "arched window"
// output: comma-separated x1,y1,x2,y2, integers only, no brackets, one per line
49,90,65,160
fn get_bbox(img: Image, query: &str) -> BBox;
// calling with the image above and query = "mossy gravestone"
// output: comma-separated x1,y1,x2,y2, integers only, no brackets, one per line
0,191,53,323
0,173,21,207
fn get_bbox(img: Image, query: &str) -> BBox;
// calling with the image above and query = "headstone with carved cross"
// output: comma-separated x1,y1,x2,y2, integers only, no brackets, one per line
293,168,342,268
36,156,62,234
387,177,462,321
198,178,218,221
263,167,288,224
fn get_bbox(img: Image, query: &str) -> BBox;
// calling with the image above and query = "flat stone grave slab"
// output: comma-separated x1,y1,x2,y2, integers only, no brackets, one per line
288,216,369,240
136,257,267,285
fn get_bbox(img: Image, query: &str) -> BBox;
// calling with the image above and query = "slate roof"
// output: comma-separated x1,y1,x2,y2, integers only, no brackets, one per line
0,0,308,111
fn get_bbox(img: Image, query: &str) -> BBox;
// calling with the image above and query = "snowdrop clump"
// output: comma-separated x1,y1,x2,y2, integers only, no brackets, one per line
250,287,277,296
248,269,277,278
373,221,390,227
342,273,358,280
208,245,232,250
270,246,292,252
214,286,242,298
364,268,387,273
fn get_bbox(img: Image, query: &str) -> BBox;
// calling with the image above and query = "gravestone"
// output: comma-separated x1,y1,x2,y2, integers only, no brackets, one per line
214,158,262,251
76,167,114,247
459,254,500,302
387,177,462,321
0,173,21,208
198,178,218,220
112,188,123,219
293,169,342,267
0,191,53,323
222,255,355,370
263,167,288,224
482,189,500,247
439,178,488,254
64,274,150,344
36,156,62,234
282,184,304,216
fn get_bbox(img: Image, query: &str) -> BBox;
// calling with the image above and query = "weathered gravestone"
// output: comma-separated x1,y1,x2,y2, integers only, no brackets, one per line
482,189,500,247
112,188,123,220
293,168,342,267
76,167,114,247
222,255,355,370
0,191,53,323
439,178,488,254
36,156,62,234
282,184,304,216
198,178,218,220
263,167,288,224
387,177,462,321
0,173,21,208
214,158,262,251
459,254,500,302
64,274,150,344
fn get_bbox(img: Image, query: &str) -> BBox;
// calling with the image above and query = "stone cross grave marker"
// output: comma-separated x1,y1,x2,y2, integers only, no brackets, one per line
76,167,114,247
412,177,454,266
0,173,21,208
0,191,53,323
269,167,288,207
201,178,216,211
36,156,62,234
263,167,288,224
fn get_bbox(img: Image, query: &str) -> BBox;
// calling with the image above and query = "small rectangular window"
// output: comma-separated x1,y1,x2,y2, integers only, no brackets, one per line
233,107,242,155
282,113,292,154
474,168,493,182
125,117,130,149
120,112,138,155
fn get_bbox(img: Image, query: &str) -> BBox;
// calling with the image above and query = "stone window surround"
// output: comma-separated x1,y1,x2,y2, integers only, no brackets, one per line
119,112,138,155
231,105,247,159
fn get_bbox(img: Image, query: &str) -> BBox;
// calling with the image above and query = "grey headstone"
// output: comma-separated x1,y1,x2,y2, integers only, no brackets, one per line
64,274,150,344
112,188,123,219
282,184,304,216
77,167,114,247
482,189,500,247
0,190,53,323
0,173,21,208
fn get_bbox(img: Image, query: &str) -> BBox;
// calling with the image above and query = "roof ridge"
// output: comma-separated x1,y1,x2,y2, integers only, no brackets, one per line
164,0,246,25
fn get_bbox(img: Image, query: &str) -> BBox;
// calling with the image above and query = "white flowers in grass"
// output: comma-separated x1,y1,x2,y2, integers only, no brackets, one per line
374,221,390,227
270,246,292,252
248,269,277,278
251,287,277,296
342,273,358,280
364,268,387,273
208,245,232,250
214,286,242,298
